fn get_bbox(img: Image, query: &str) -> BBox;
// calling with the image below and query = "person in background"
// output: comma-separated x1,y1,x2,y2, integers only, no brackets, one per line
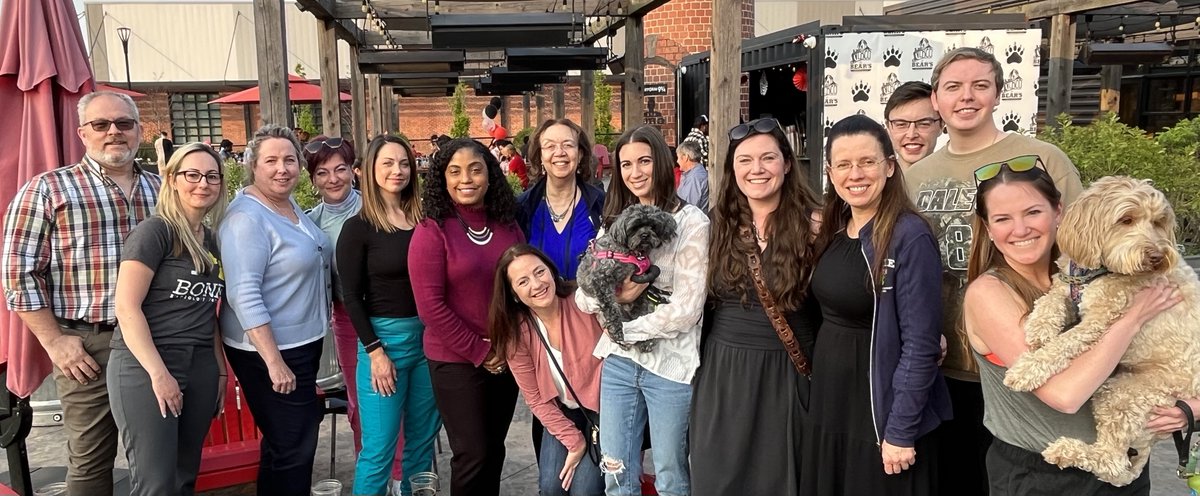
502,143,529,189
293,128,311,144
802,115,950,495
962,159,1174,495
155,130,175,173
578,125,710,496
219,125,332,495
905,47,1084,496
691,117,822,495
681,115,710,169
410,138,525,496
219,139,235,163
2,91,161,495
884,81,941,170
674,140,709,212
339,135,441,496
489,244,606,496
109,143,227,495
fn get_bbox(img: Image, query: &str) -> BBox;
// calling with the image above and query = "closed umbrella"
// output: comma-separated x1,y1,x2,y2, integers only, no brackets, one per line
0,0,94,398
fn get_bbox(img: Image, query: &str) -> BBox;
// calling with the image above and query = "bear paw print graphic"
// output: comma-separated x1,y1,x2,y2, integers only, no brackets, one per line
825,48,839,69
1001,111,1022,133
851,81,871,102
883,46,902,67
1005,43,1024,64
823,118,835,134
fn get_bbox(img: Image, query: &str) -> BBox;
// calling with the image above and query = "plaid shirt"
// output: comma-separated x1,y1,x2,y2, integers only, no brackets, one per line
3,156,161,323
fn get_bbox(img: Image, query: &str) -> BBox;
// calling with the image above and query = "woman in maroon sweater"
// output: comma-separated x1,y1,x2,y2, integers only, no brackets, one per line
409,138,525,495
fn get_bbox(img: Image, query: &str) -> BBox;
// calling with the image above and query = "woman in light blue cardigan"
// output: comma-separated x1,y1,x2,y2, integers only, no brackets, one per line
218,125,333,496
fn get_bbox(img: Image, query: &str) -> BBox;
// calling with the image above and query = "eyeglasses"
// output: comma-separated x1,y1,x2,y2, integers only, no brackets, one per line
304,137,348,154
81,118,137,132
175,170,224,185
729,118,781,141
828,157,890,174
540,140,578,153
887,117,941,132
973,155,1047,187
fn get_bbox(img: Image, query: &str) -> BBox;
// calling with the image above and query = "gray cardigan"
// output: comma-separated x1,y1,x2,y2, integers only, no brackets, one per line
218,190,333,351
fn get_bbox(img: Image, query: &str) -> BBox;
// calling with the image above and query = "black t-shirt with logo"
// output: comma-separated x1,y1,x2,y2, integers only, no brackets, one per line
112,216,223,350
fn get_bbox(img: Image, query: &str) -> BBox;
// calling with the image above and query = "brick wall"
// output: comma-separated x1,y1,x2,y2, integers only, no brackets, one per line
642,0,755,145
134,91,255,149
394,81,624,156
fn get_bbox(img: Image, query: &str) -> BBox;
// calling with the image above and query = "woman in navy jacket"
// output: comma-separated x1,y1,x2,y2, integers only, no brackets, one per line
801,115,951,495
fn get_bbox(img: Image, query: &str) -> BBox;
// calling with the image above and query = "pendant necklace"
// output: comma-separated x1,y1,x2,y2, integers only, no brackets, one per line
456,212,493,246
545,186,577,223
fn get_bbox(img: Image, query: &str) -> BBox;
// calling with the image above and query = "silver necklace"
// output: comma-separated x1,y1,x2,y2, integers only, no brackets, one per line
751,222,768,243
456,212,493,246
545,187,577,223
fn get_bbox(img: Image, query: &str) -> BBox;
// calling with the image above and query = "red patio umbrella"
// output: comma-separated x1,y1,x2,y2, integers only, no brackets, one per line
95,83,146,98
0,0,94,399
209,73,351,104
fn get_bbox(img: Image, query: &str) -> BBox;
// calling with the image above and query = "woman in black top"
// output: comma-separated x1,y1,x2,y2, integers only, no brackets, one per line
337,135,441,496
691,118,823,495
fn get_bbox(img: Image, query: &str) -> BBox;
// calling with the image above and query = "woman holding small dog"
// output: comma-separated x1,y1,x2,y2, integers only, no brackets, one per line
801,115,951,495
575,125,710,496
962,157,1180,494
489,244,606,496
409,138,525,496
690,117,823,496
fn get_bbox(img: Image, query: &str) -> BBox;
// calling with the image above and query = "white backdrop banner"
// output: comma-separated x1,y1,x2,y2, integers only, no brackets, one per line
820,28,1043,151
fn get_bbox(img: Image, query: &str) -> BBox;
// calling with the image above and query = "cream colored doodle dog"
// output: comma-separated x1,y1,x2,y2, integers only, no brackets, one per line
1003,176,1200,486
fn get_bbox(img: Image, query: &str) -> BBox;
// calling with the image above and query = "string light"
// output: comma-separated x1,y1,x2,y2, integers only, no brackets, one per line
1155,16,1162,30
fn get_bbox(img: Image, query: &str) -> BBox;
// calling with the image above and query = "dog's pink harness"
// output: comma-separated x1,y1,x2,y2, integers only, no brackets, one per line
589,242,653,276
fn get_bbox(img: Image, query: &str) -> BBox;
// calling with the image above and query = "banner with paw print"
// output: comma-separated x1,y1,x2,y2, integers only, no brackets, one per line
821,28,1041,150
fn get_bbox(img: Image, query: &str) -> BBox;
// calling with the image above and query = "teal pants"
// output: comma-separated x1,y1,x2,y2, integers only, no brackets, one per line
352,316,441,496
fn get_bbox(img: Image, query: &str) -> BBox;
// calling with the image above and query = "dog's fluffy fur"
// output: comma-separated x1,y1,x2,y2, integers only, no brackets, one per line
577,204,677,351
1003,176,1200,486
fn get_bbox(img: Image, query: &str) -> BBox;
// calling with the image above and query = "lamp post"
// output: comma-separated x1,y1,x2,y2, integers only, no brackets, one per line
116,27,132,90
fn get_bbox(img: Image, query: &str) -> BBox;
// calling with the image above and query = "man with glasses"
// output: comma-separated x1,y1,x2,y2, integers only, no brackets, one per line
885,81,941,170
2,91,161,495
903,48,1083,496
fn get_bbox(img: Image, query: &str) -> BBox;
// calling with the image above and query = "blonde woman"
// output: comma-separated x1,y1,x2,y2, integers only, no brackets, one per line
109,143,228,495
338,135,442,496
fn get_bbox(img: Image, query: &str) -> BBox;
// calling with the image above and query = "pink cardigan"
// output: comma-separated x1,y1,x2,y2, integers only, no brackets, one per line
505,295,604,453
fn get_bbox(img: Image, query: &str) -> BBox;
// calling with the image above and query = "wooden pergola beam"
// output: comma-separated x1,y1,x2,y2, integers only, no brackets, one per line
332,1,549,19
318,20,343,137
582,0,669,44
1045,13,1076,127
295,0,366,43
997,0,1142,19
254,0,292,127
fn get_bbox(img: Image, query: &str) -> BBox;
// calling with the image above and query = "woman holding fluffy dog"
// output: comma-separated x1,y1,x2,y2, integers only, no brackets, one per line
689,117,823,496
575,125,709,496
801,115,951,495
962,157,1180,494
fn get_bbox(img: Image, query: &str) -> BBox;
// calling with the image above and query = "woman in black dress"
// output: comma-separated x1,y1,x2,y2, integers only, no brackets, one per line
690,118,822,495
802,115,952,495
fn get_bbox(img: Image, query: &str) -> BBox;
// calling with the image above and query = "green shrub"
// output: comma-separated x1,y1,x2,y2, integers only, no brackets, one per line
593,71,618,149
450,83,470,138
506,173,524,195
1039,113,1200,253
513,127,534,151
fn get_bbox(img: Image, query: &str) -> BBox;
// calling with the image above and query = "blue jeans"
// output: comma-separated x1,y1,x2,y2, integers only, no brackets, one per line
352,317,441,496
538,406,605,496
598,355,692,496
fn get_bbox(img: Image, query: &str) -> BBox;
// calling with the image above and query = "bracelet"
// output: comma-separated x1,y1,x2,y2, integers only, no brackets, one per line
364,340,383,353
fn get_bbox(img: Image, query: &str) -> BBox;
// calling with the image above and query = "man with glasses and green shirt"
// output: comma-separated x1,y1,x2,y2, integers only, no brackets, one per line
2,91,160,495
903,47,1083,495
885,81,942,170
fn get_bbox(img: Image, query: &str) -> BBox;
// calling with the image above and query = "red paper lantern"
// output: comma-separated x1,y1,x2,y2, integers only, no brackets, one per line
792,65,808,92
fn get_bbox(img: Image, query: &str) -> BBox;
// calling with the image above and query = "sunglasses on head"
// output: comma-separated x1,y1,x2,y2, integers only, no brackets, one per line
82,119,137,132
729,118,781,141
973,155,1047,186
303,137,347,154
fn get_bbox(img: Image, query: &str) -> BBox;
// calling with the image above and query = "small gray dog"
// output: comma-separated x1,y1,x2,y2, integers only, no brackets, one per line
577,204,677,352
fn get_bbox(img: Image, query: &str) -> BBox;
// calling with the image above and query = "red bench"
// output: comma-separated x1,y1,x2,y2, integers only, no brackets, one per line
195,366,261,491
